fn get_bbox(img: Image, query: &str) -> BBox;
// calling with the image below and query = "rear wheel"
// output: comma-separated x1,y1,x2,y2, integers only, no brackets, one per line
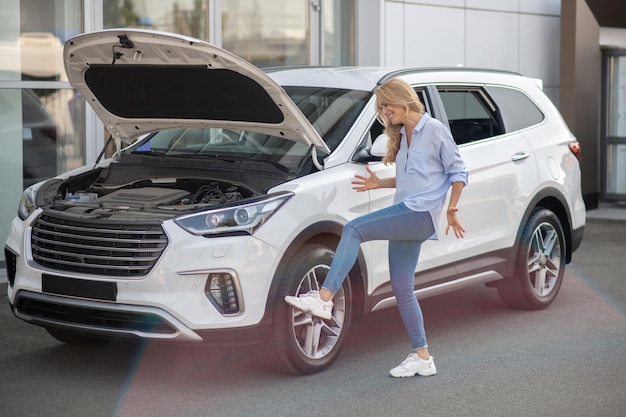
498,209,566,310
265,243,352,375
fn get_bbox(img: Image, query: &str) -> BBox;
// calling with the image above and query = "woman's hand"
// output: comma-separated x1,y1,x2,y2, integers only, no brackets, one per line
445,207,465,238
352,166,380,192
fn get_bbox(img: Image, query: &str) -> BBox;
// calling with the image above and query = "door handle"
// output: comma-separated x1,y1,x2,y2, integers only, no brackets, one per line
511,152,530,162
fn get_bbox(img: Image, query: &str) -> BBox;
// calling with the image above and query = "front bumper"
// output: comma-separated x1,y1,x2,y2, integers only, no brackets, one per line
5,215,282,344
10,290,272,346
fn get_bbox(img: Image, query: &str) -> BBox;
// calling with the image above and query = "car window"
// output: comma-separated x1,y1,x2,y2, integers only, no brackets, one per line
413,89,429,114
286,86,370,152
357,88,429,161
486,86,545,131
437,87,505,145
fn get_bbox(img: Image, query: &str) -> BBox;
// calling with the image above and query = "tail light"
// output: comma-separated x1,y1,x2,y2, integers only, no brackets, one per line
568,142,582,162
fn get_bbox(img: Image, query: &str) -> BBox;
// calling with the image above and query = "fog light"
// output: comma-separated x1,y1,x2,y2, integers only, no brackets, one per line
4,248,17,287
205,272,241,315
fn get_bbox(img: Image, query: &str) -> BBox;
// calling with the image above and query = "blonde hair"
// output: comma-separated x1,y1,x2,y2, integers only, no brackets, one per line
373,78,425,164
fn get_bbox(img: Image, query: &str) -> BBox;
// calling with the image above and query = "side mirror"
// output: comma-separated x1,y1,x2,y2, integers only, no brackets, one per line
370,134,389,157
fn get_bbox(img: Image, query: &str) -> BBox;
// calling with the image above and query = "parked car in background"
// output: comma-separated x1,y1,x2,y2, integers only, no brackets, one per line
21,88,58,188
5,29,586,375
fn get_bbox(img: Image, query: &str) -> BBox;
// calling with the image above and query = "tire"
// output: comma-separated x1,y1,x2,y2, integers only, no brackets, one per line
265,243,352,375
45,327,110,346
497,209,566,310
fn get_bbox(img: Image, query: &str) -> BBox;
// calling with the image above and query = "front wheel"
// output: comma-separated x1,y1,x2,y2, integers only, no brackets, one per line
497,209,566,310
265,244,352,375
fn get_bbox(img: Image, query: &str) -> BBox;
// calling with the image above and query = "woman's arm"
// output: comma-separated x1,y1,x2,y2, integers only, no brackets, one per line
352,166,395,191
445,181,465,238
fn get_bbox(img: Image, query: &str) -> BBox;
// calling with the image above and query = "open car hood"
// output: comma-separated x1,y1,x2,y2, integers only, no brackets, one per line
63,29,329,154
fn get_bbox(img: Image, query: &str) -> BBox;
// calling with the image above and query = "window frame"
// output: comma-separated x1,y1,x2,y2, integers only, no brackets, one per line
436,85,506,146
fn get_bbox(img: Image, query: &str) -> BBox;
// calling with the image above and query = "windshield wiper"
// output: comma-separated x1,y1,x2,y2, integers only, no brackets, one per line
132,150,290,173
219,156,291,173
168,152,234,163
130,150,168,156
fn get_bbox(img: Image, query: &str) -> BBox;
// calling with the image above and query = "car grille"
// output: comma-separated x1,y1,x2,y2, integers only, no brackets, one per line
31,213,168,277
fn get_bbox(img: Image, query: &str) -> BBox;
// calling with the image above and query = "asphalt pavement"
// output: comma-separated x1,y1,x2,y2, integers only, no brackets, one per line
569,202,626,313
1,204,625,416
585,201,626,223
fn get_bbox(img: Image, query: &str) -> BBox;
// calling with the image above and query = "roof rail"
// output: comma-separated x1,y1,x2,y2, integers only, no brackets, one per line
376,67,522,85
262,65,337,73
260,65,523,85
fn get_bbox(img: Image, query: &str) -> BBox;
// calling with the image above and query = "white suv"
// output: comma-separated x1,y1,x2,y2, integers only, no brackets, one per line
5,29,586,375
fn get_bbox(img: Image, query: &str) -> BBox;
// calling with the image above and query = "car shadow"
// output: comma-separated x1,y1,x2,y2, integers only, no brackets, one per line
4,282,521,388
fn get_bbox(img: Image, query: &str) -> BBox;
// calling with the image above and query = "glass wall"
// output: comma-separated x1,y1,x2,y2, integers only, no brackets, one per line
221,0,353,67
222,0,307,66
103,0,211,40
604,52,626,200
102,0,354,66
0,0,84,266
0,0,354,268
323,0,353,66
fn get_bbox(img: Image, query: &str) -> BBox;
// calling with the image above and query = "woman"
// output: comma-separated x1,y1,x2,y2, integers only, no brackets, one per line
285,78,468,377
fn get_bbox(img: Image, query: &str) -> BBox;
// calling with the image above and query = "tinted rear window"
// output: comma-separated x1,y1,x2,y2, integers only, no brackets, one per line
487,86,545,131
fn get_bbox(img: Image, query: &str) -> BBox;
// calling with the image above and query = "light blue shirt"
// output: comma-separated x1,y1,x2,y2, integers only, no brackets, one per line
393,113,468,239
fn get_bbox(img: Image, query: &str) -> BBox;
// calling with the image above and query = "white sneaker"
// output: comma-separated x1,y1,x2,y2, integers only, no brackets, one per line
389,353,437,378
284,290,333,320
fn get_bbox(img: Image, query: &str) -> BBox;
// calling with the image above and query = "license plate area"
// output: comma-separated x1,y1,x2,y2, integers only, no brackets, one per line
42,274,117,301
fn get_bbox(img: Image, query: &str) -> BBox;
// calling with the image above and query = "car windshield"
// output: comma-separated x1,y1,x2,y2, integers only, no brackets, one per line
128,86,370,172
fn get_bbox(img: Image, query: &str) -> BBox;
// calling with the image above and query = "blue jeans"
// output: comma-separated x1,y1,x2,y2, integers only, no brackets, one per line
322,202,435,350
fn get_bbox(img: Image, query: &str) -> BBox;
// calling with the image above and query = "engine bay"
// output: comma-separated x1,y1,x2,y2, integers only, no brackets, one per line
65,181,249,210
37,162,280,221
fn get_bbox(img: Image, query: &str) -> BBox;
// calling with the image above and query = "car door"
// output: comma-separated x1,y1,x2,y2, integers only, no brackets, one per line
416,85,539,280
364,89,442,292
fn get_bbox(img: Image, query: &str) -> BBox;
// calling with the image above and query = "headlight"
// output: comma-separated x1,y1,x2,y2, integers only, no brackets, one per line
174,192,293,235
18,182,43,220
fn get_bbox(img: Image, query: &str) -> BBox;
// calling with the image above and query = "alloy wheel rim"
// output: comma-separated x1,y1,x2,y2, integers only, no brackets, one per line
527,221,562,297
290,264,346,360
